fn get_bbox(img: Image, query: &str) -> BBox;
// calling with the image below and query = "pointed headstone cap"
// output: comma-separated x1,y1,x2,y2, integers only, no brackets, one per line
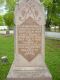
16,0,41,4
16,0,45,7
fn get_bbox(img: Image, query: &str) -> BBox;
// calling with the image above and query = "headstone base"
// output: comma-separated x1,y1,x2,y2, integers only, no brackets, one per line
7,62,52,80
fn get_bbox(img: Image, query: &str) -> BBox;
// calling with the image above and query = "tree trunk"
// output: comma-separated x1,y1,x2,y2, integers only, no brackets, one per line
59,26,60,32
46,8,51,31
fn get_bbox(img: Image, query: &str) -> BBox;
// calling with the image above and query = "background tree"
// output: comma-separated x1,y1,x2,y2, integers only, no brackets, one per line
41,0,60,29
6,0,16,11
0,16,4,26
51,0,60,27
3,12,14,30
0,0,4,6
41,0,53,28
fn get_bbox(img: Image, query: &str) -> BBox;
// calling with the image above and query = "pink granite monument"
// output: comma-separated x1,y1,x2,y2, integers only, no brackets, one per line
7,0,52,80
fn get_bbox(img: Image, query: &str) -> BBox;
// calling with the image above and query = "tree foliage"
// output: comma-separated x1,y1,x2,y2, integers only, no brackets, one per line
43,0,53,8
0,0,16,28
42,0,60,27
3,12,14,29
0,16,4,26
6,0,16,11
0,0,4,6
51,0,60,26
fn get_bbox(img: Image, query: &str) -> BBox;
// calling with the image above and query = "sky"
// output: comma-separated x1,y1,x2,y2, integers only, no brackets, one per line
0,1,7,15
0,6,7,15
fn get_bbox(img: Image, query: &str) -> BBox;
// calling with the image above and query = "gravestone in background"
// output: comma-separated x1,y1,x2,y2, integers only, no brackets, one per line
7,0,52,80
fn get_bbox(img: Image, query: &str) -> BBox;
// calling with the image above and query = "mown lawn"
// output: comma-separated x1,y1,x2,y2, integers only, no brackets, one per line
45,38,60,80
0,35,14,80
0,35,60,80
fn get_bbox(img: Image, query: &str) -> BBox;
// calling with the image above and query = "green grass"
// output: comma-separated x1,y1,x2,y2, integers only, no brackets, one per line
45,38,60,80
0,35,60,80
0,35,14,80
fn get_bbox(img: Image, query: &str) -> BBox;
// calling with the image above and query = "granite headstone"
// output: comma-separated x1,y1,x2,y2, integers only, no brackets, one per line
7,0,52,80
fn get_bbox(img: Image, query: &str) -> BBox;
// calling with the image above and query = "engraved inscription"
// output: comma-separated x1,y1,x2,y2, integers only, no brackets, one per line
17,17,42,61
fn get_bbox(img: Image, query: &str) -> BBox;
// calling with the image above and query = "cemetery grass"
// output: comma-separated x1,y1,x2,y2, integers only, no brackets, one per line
0,35,60,80
0,35,14,80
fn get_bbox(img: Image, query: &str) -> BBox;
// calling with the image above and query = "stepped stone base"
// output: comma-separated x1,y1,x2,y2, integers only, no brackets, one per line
7,63,52,80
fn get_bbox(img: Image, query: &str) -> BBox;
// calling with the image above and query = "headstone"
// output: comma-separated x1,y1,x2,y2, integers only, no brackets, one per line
7,0,52,80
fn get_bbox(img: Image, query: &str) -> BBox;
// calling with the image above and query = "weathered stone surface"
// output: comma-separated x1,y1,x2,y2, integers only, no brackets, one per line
7,63,52,80
17,17,42,61
7,0,52,80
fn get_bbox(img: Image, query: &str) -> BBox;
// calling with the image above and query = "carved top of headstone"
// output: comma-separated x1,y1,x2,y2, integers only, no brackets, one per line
15,0,45,26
